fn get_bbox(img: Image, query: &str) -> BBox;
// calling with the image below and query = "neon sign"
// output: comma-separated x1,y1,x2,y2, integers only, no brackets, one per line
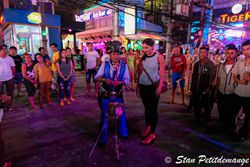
27,12,41,24
220,11,250,23
75,9,112,22
0,16,4,24
232,4,243,14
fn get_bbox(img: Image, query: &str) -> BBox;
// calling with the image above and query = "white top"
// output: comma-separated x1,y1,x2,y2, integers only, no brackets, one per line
95,61,130,85
101,54,110,62
225,64,233,73
139,52,159,85
85,51,100,70
0,56,15,81
238,54,245,61
232,59,250,97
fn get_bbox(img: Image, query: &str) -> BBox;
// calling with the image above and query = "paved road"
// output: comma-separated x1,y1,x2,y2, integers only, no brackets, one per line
1,73,250,167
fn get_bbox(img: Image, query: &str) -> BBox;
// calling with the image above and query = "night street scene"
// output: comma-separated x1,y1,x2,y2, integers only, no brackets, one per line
1,0,250,167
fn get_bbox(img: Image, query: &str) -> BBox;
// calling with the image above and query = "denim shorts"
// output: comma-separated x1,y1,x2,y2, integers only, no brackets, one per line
86,69,97,83
172,72,185,89
15,72,23,84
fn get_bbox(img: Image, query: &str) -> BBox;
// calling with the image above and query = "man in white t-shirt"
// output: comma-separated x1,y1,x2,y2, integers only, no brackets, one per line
84,43,100,97
217,46,237,137
0,44,16,106
232,40,250,141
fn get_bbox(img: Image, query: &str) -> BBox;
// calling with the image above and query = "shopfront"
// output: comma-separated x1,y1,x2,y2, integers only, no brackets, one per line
1,8,61,56
191,4,250,51
75,3,165,54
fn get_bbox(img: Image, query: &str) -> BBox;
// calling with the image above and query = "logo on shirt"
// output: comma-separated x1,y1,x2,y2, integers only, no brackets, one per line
174,57,182,62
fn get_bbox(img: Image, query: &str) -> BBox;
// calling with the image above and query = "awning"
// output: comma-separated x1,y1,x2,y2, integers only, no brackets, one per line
124,32,166,41
76,26,113,42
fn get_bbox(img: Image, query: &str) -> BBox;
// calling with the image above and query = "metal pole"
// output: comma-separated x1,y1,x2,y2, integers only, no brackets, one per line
165,0,173,66
113,3,119,41
39,0,47,49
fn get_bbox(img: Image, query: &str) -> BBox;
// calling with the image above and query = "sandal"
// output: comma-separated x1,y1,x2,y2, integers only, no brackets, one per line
141,126,151,138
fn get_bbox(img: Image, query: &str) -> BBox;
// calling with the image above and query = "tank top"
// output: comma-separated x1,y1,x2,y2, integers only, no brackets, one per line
24,63,35,83
58,60,72,77
139,52,159,85
128,55,135,69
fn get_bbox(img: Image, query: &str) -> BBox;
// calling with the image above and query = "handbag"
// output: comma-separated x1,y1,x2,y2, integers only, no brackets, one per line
141,64,168,93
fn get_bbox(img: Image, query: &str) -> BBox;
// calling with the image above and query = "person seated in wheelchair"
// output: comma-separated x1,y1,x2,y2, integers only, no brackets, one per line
95,41,130,146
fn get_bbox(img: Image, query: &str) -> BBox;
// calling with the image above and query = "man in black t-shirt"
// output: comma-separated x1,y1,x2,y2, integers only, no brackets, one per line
9,46,23,96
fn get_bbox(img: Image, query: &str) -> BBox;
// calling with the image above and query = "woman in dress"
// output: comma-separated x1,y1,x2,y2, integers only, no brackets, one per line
127,48,135,91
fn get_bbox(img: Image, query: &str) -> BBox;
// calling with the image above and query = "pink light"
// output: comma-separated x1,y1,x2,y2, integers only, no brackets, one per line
69,29,72,32
224,29,244,37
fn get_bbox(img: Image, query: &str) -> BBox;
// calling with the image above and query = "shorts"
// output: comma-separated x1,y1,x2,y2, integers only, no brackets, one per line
24,80,36,97
15,72,23,84
0,78,14,97
71,70,77,84
86,69,97,83
172,72,185,89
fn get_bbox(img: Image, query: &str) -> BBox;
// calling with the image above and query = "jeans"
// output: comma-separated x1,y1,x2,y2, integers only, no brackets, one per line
192,90,213,121
99,97,128,144
57,77,71,100
231,94,250,137
217,92,234,128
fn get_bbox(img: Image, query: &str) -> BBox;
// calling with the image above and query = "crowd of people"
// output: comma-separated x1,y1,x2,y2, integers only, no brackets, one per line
169,41,250,141
0,38,250,150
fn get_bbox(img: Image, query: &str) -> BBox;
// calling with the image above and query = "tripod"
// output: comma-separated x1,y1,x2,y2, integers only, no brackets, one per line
88,101,124,161
106,102,124,160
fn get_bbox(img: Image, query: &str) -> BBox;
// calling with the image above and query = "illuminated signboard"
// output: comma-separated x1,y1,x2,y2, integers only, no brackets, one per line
220,11,250,24
124,7,136,35
27,12,41,24
232,4,243,14
75,9,112,22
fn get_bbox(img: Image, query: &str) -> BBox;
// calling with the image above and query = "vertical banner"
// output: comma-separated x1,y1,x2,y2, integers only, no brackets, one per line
124,7,136,35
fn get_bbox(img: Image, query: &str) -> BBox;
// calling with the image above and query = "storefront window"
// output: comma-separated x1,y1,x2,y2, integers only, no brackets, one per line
4,25,14,48
14,24,42,56
62,34,74,49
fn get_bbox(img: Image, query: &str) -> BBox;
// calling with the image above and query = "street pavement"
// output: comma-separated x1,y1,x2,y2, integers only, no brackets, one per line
1,72,250,167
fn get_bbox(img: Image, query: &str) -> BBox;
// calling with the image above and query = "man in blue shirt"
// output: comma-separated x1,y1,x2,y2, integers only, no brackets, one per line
95,41,130,146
